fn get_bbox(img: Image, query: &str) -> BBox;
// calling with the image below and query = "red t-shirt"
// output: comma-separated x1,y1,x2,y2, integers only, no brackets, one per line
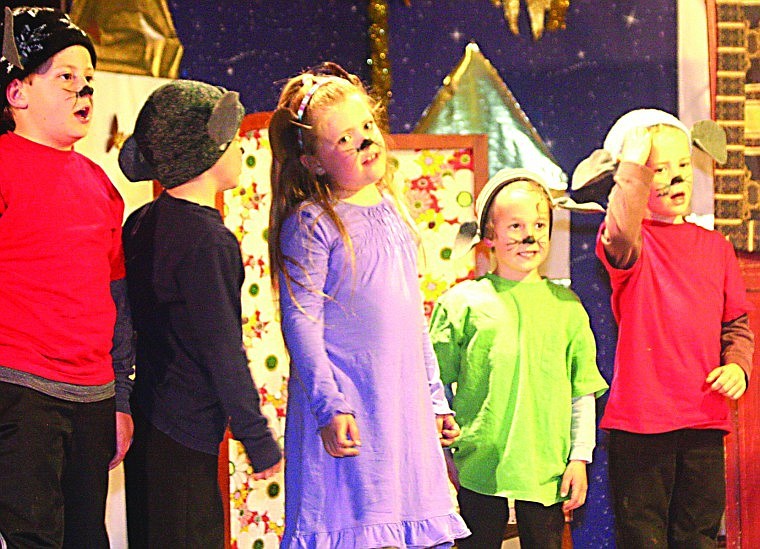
596,219,752,433
0,132,125,385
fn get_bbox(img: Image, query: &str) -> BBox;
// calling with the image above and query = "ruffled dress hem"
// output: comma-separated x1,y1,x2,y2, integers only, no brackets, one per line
281,512,471,549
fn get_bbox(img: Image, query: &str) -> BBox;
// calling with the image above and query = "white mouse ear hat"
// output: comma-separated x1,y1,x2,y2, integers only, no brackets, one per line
602,109,690,159
455,167,604,254
572,108,728,191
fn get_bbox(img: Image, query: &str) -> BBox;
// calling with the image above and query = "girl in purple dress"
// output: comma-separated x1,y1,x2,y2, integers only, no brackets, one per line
268,62,470,549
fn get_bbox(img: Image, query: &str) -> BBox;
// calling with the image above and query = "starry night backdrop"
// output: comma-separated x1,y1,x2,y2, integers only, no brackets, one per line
167,1,678,547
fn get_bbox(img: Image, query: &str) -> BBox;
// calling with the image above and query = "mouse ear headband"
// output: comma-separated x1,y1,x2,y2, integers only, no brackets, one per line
571,108,728,191
454,167,604,254
269,63,362,164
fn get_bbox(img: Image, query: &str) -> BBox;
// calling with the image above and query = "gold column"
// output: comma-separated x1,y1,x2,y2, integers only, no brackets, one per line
368,0,391,132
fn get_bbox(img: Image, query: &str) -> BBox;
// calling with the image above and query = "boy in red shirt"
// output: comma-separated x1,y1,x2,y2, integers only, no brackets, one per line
580,109,754,548
0,7,133,547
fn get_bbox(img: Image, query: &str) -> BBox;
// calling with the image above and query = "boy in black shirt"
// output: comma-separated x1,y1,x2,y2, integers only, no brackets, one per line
120,80,282,548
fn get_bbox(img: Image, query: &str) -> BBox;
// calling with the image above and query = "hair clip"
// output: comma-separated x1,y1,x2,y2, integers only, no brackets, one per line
296,80,328,149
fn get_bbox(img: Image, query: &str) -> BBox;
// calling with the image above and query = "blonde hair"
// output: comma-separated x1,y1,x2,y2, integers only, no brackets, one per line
268,62,411,306
482,179,554,240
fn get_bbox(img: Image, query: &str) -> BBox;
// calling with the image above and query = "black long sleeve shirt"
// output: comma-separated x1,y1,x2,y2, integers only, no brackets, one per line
123,192,280,471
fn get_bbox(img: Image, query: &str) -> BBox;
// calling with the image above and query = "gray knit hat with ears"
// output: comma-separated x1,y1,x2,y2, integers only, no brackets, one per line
119,80,245,189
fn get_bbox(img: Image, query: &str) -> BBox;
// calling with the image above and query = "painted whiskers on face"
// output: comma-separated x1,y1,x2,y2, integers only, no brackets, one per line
486,183,552,282
646,126,693,222
306,93,387,201
654,174,687,198
500,233,550,256
10,45,95,149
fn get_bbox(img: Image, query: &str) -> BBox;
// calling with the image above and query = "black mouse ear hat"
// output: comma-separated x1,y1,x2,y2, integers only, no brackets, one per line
1,6,96,104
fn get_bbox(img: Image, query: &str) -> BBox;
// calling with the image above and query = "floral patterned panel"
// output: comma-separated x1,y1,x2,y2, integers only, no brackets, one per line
222,122,478,548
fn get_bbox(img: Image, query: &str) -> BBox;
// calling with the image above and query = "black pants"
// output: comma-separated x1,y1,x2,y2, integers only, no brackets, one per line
456,487,564,549
608,429,726,549
124,407,224,549
0,382,114,549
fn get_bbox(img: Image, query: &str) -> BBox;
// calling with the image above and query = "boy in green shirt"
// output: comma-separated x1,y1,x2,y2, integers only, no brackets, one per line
430,168,608,549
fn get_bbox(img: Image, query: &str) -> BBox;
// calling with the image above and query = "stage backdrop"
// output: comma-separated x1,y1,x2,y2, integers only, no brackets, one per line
72,2,715,547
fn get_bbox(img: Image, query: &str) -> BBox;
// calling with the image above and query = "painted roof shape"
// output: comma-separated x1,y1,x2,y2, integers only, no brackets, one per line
415,42,567,192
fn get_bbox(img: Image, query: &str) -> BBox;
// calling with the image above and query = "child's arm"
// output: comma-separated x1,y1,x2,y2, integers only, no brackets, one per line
562,393,595,511
422,320,453,415
599,128,655,270
706,313,755,399
279,211,358,448
428,296,464,446
721,313,754,380
180,243,282,473
423,323,461,446
109,277,136,469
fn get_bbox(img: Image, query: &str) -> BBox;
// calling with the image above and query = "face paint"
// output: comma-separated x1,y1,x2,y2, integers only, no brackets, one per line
357,138,374,152
654,174,686,198
646,126,693,222
76,84,94,98
503,234,548,249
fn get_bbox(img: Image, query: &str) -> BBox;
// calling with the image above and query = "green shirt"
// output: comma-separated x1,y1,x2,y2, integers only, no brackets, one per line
430,274,608,505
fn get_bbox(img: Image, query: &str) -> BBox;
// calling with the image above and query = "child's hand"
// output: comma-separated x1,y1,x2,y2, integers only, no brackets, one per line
619,126,652,166
560,460,588,512
436,414,461,447
109,411,134,470
320,413,362,457
252,458,283,481
706,363,748,400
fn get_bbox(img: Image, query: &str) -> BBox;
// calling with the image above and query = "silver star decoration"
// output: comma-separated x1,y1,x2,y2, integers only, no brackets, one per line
623,10,639,28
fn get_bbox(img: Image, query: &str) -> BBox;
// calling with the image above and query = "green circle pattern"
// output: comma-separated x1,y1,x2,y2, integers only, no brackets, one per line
457,191,473,207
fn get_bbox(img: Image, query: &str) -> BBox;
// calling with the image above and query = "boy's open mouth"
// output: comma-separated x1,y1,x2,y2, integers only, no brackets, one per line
74,105,91,122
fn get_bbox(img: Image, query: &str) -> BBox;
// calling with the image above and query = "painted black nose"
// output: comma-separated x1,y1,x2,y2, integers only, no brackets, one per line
521,235,536,245
357,138,374,152
77,85,94,98
671,175,684,185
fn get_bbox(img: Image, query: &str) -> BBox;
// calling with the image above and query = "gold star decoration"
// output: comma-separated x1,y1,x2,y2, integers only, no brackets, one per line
106,115,129,153
491,0,570,40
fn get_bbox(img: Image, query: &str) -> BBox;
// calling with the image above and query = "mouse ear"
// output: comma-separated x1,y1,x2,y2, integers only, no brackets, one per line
452,220,479,257
207,90,244,147
691,119,727,165
571,149,616,191
2,7,23,71
268,107,301,163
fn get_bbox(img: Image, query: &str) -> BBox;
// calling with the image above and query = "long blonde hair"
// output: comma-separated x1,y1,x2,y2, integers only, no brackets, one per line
268,62,411,306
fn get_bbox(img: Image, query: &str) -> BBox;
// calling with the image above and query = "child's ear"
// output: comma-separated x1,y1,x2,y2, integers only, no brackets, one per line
6,79,28,109
482,237,494,248
299,154,325,176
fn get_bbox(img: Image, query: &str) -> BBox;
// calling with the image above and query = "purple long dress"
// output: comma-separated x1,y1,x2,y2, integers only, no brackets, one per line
278,197,469,548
